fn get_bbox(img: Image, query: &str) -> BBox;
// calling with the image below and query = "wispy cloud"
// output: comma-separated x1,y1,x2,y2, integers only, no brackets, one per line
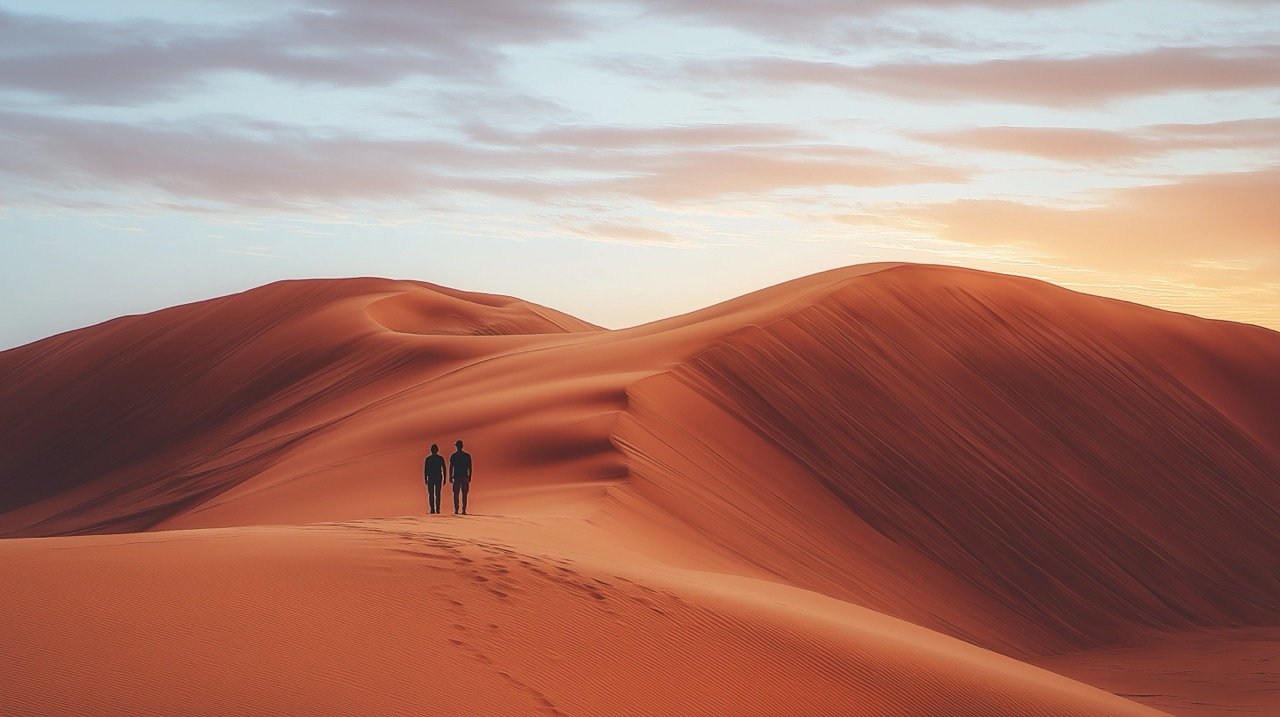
0,112,968,209
466,123,809,148
0,2,592,104
634,0,1097,40
564,221,683,245
665,46,1280,106
219,245,281,258
584,147,968,203
912,118,1280,162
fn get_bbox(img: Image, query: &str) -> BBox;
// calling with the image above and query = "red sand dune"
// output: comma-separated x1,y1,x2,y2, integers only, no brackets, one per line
2,264,1279,716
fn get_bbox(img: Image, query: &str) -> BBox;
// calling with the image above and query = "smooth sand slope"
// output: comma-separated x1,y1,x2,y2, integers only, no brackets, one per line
2,519,1158,717
3,264,1279,715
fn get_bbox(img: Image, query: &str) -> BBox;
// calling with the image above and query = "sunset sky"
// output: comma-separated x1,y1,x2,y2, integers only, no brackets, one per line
2,0,1278,348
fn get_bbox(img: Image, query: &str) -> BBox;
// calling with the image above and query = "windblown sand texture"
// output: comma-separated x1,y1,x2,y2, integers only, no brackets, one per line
3,264,1279,716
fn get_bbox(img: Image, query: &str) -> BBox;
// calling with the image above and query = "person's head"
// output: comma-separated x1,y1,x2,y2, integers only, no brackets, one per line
455,439,464,450
430,443,439,455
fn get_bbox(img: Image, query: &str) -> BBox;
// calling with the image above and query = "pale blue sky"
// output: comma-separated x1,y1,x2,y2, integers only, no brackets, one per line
2,0,1278,348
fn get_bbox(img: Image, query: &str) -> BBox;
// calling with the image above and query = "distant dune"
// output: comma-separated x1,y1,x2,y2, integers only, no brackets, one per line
3,264,1278,716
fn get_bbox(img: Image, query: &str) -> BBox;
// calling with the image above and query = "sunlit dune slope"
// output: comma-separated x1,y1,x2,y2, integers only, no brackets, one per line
0,519,1161,717
0,278,596,535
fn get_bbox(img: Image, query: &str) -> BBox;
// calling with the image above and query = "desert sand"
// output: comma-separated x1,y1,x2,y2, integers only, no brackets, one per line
3,263,1279,715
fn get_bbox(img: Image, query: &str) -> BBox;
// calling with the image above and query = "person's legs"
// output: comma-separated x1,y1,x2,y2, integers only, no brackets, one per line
452,483,461,514
460,482,469,514
428,481,440,513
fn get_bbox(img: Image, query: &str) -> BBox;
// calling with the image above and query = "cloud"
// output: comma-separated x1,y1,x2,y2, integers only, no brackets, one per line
673,46,1280,106
0,112,494,207
467,123,809,148
634,0,1098,40
589,147,968,202
913,118,1280,161
863,169,1280,270
0,2,590,104
564,222,683,245
0,112,967,209
219,246,281,257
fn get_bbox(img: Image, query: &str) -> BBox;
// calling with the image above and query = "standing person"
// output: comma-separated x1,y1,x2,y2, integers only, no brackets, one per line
423,443,446,514
449,439,473,515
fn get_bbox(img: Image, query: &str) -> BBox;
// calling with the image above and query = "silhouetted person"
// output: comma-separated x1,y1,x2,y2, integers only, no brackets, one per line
423,443,445,514
450,439,473,515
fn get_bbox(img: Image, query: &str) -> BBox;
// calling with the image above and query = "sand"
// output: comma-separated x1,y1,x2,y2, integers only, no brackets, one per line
2,264,1278,715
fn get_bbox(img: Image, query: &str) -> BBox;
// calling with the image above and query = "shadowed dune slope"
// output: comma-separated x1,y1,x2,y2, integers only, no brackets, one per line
614,265,1280,658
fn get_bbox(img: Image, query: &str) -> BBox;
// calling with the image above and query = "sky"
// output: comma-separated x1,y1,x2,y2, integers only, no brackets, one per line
1,0,1278,349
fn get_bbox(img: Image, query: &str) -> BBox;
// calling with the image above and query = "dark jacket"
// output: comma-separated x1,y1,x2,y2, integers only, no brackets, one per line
449,450,472,482
424,454,446,483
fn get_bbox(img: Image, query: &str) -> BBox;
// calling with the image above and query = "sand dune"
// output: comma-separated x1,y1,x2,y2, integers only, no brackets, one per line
0,278,596,535
3,264,1279,715
620,266,1280,655
2,519,1160,717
